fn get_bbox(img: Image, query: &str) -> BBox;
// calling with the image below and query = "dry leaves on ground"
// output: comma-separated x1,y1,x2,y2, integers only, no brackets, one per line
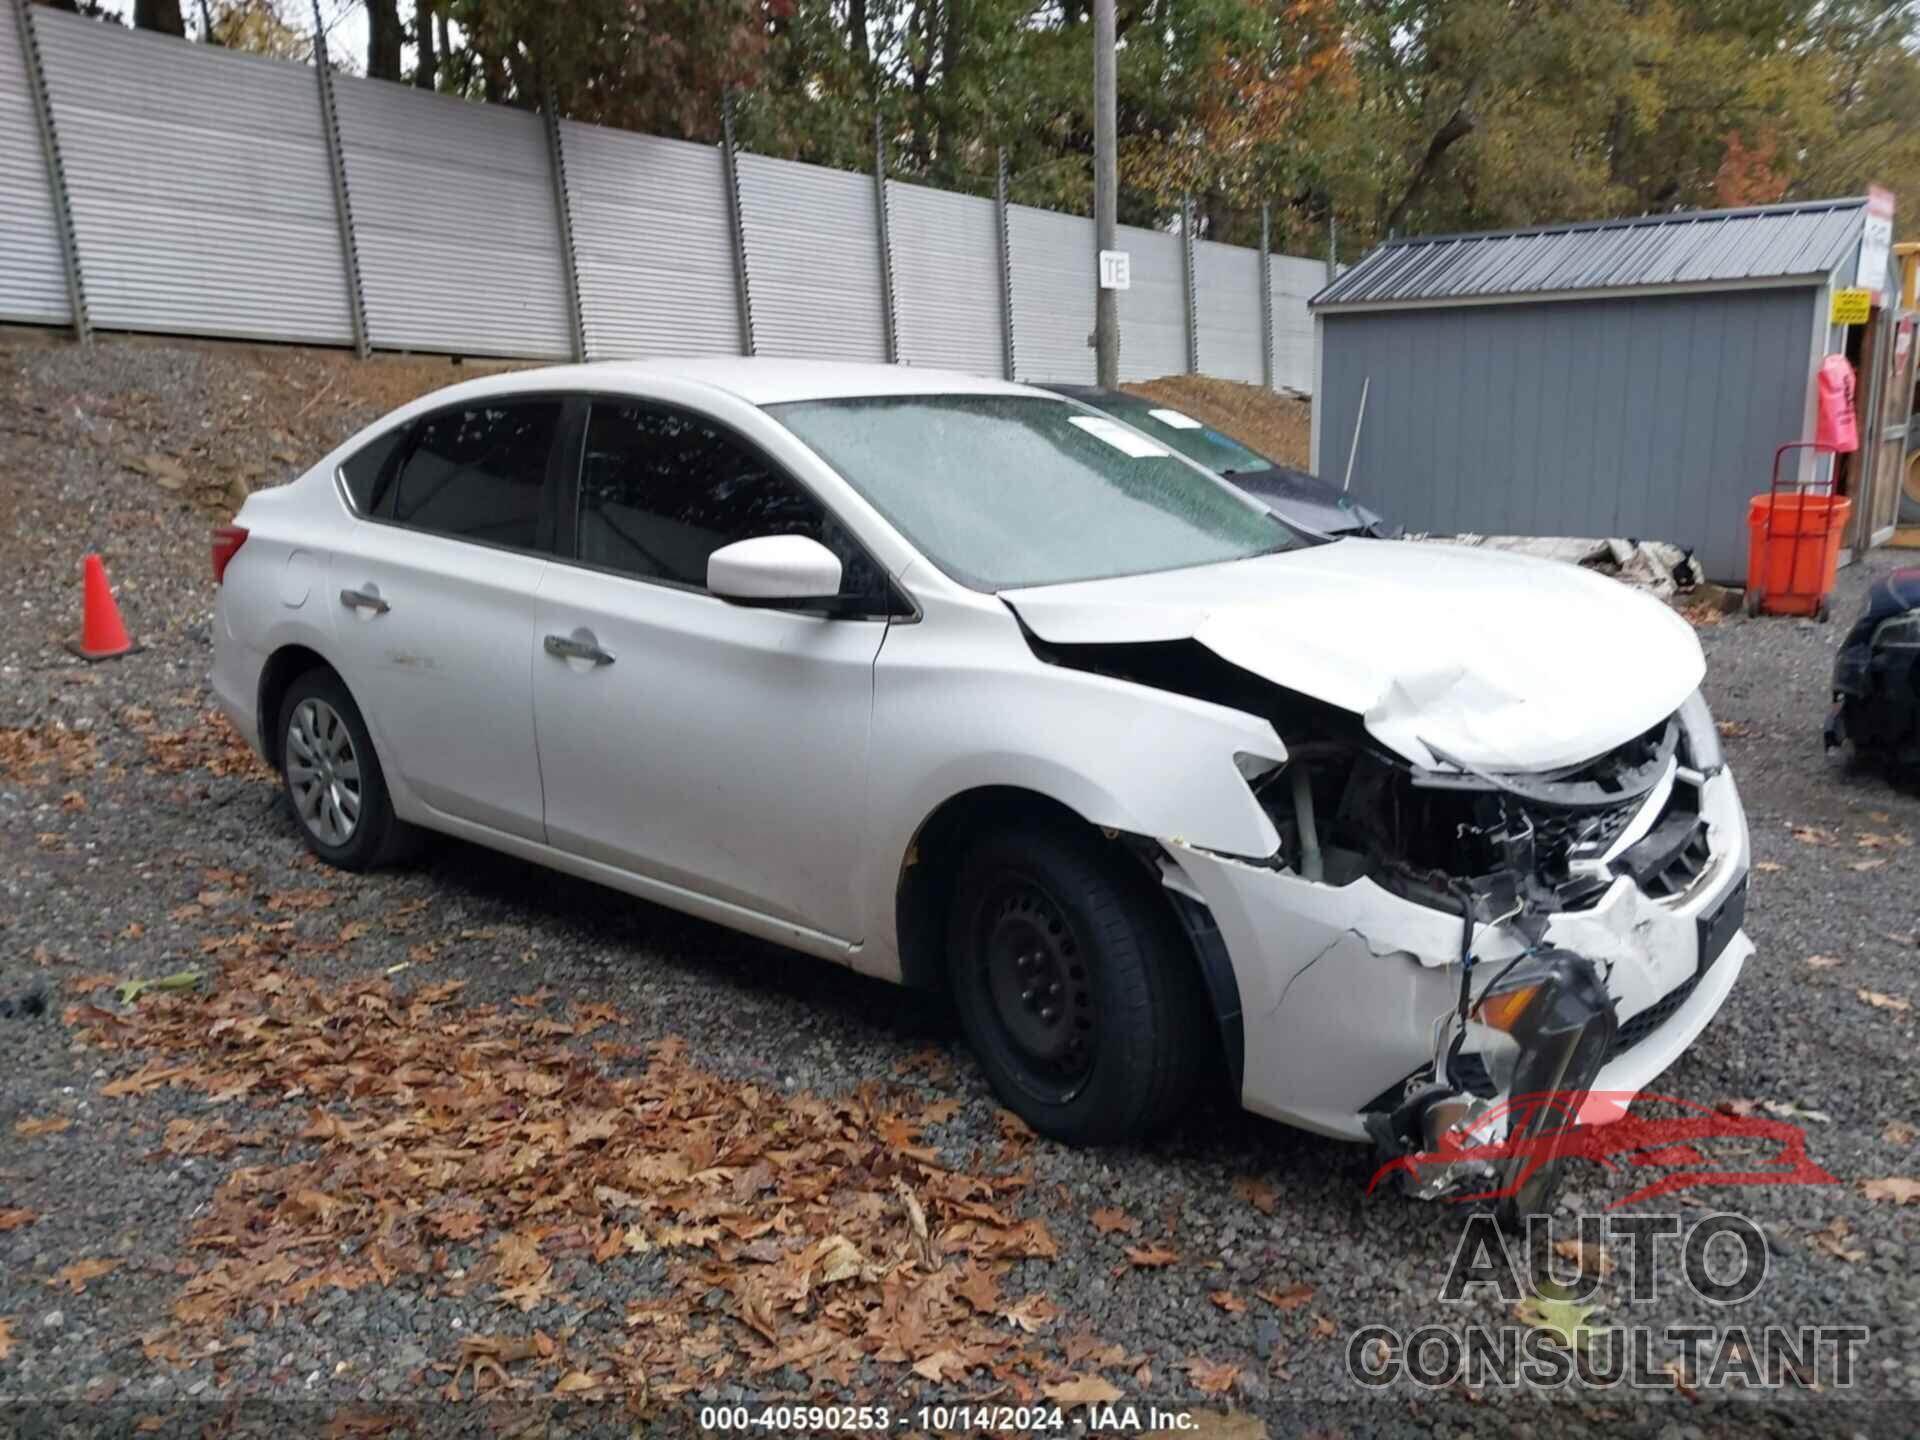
1089,1207,1138,1235
1858,990,1913,1014
1208,1291,1246,1315
48,1258,121,1294
0,1209,39,1231
14,1115,71,1137
1254,1282,1314,1313
131,709,273,782
1884,1121,1917,1145
1551,1238,1616,1279
1811,1219,1866,1264
1229,1177,1278,1215
1123,1244,1180,1269
1861,1178,1920,1205
1789,825,1838,846
0,1317,15,1361
69,960,1137,1407
0,726,98,786
1185,1357,1240,1396
1805,955,1846,970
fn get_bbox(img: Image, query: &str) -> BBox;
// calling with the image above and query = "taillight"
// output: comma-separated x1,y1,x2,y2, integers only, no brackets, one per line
211,524,249,585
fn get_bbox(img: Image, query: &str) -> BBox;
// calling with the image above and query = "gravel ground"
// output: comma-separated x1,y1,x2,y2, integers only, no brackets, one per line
1,334,1916,1437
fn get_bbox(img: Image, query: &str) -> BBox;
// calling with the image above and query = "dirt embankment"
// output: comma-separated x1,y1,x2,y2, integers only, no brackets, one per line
1122,376,1312,469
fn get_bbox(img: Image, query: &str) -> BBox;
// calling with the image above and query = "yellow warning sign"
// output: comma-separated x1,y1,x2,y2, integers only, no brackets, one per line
1831,288,1872,325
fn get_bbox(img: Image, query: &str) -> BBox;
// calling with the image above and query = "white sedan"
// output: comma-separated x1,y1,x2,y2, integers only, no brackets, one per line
211,360,1750,1212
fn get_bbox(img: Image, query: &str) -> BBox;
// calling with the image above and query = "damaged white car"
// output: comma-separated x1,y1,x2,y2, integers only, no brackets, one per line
211,361,1750,1213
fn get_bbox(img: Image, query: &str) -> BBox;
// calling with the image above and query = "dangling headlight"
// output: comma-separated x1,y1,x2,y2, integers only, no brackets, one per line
1677,690,1723,774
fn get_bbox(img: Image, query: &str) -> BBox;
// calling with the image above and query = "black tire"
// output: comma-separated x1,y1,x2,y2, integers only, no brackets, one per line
275,667,420,871
947,820,1210,1145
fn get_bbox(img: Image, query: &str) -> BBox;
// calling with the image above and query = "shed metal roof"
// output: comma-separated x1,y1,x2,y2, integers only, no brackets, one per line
1312,197,1867,311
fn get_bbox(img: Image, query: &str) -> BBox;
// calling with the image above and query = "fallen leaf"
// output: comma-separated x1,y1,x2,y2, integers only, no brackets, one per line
0,1209,39,1231
48,1258,121,1294
1513,1294,1606,1349
1551,1238,1616,1279
1884,1120,1917,1145
1185,1357,1240,1395
1850,859,1887,872
912,1349,969,1383
1753,860,1786,873
1000,1293,1060,1333
1861,1177,1920,1205
14,1116,71,1138
1856,831,1912,850
1811,1218,1866,1263
1208,1290,1247,1314
115,970,202,1004
1230,1176,1278,1215
1090,1207,1139,1235
1790,825,1838,846
552,1370,598,1394
1042,1374,1124,1408
1804,955,1846,969
1761,1100,1832,1124
1858,989,1913,1014
1309,1314,1337,1340
1255,1282,1314,1312
1124,1243,1180,1268
0,1317,13,1361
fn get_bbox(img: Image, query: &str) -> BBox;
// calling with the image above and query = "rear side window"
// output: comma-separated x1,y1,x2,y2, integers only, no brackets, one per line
338,427,404,513
576,402,882,599
390,401,562,552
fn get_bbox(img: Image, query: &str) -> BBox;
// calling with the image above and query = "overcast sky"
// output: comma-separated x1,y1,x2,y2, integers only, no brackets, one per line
93,0,373,68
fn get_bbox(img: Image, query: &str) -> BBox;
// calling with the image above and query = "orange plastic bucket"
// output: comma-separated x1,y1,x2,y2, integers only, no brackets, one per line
1745,492,1851,616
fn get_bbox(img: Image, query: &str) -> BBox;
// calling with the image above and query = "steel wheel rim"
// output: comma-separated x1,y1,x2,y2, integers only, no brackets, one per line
975,877,1095,1097
285,698,362,847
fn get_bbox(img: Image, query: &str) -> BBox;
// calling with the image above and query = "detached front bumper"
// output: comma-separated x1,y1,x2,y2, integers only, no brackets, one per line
1166,767,1751,1144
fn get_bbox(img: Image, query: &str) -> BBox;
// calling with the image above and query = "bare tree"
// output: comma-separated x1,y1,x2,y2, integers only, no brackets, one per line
132,0,186,36
367,0,403,81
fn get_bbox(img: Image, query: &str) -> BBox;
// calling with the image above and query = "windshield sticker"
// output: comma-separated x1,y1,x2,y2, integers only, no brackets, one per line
1147,408,1204,430
1067,415,1171,458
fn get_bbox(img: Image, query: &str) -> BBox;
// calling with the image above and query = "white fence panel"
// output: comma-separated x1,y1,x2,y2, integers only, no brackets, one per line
1271,254,1324,394
1115,224,1183,382
1008,205,1094,384
1,8,68,325
335,74,571,359
35,10,349,343
562,121,740,360
1195,238,1263,384
737,154,887,363
888,181,1002,376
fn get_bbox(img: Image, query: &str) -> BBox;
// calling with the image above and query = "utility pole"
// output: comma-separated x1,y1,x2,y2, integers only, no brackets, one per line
1092,0,1118,387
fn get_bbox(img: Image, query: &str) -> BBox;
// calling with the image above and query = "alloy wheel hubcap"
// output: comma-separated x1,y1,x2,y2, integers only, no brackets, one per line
286,698,361,846
981,882,1094,1083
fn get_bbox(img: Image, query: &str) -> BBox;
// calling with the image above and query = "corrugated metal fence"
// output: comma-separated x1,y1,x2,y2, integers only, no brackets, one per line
1,3,1324,391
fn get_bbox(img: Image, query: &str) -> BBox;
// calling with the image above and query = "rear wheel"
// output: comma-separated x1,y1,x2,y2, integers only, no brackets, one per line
947,820,1209,1144
276,669,417,870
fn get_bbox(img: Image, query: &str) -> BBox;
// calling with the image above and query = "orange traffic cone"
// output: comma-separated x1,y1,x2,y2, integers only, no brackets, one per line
67,553,135,661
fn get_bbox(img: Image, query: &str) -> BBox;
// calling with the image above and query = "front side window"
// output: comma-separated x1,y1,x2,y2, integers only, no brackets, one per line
768,394,1306,590
576,403,881,600
389,401,561,551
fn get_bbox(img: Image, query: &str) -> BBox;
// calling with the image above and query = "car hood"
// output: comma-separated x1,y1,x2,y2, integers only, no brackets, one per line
1001,539,1705,772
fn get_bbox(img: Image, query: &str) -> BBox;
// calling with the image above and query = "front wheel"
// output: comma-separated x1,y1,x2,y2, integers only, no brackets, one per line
947,821,1210,1145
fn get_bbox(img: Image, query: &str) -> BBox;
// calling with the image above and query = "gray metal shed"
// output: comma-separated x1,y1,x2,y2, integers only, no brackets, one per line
1309,198,1889,583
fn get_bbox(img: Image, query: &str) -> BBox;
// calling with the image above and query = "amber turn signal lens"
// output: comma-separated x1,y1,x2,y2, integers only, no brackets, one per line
1474,983,1542,1034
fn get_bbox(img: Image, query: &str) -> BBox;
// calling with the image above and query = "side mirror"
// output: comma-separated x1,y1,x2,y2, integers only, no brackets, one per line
707,534,844,607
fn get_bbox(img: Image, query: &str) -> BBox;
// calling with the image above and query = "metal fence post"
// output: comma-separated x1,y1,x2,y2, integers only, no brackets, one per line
721,90,755,357
1259,203,1274,390
311,6,369,357
15,0,89,345
995,147,1015,381
542,101,586,361
1181,195,1198,373
873,113,899,364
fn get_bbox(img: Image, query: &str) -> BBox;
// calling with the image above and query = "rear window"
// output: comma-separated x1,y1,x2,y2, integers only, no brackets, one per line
338,427,404,513
389,402,562,553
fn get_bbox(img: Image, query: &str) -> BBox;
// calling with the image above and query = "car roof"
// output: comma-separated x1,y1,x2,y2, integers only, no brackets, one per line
419,358,1049,409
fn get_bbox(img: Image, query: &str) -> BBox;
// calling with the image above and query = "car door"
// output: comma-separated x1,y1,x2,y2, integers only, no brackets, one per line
532,397,890,943
328,397,564,843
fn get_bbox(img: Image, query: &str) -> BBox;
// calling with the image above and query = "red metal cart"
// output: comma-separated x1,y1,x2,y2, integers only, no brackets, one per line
1744,442,1853,622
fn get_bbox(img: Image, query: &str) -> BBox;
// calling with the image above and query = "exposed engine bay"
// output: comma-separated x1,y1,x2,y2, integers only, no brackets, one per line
1030,631,1743,1219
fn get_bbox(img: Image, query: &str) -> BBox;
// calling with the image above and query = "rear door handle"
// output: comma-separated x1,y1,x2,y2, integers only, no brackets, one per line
339,587,390,614
544,633,616,666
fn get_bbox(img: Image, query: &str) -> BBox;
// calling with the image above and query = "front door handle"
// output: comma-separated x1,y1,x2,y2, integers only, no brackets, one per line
544,633,615,666
339,587,390,615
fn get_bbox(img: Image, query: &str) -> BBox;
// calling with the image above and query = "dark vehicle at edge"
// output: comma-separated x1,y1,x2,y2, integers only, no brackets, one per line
1047,384,1398,539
